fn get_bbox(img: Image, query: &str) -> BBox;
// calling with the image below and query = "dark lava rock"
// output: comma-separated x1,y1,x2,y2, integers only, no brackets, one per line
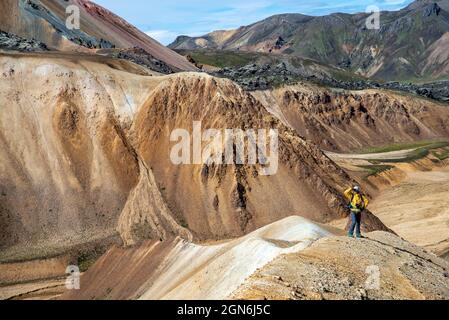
212,61,449,104
423,3,441,17
0,30,49,52
107,47,175,74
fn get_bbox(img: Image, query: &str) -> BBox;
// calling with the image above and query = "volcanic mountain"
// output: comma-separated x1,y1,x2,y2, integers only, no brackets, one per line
2,44,449,301
1,1,449,301
0,51,394,263
170,0,449,81
0,0,196,72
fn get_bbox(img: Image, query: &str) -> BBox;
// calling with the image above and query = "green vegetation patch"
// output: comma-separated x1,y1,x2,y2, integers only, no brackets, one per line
176,49,260,68
366,141,449,164
432,148,449,161
359,140,449,154
358,164,395,179
77,252,100,273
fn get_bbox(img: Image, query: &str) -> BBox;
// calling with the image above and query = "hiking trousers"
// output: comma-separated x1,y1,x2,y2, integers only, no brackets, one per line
349,212,362,237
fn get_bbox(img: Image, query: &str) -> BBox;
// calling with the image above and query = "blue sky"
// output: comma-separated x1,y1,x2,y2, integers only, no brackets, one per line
93,0,414,45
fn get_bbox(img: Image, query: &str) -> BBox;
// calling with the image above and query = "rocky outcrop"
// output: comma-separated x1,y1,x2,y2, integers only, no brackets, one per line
212,58,449,103
100,47,175,74
253,84,449,152
232,231,449,300
214,62,299,91
0,30,49,52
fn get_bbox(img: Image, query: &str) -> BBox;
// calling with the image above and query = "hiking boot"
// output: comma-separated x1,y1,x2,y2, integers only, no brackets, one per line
356,234,363,239
348,233,354,238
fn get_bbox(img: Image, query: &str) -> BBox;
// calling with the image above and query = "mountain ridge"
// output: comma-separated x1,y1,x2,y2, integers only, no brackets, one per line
170,0,449,81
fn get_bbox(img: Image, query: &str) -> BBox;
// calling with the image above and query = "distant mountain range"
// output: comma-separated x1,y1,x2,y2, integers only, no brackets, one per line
170,0,449,81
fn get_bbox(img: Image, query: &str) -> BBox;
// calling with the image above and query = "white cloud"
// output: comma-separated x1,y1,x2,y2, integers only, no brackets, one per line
145,30,178,45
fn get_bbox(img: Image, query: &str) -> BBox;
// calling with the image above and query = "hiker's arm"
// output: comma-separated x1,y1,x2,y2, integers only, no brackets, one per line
363,195,369,209
344,188,353,200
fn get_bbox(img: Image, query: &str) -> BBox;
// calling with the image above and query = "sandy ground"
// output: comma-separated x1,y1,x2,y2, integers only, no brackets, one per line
327,148,419,161
0,278,66,300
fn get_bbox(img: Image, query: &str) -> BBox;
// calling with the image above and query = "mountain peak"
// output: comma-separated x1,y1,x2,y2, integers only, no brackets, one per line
424,2,442,16
406,0,449,11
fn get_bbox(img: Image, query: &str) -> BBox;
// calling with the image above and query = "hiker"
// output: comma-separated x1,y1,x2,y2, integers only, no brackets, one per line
344,185,369,238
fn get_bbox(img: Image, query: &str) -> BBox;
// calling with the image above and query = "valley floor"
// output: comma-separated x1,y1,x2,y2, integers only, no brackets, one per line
370,167,449,257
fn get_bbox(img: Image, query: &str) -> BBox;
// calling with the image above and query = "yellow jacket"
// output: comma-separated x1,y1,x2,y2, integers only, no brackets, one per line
344,188,369,213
